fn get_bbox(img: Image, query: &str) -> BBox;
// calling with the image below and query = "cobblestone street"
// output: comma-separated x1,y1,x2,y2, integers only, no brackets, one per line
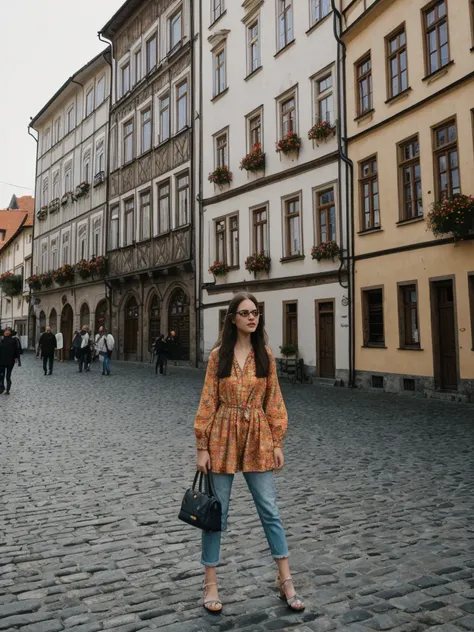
1,355,473,632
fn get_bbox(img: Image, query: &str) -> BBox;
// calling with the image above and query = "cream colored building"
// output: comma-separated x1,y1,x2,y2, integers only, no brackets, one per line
341,0,474,400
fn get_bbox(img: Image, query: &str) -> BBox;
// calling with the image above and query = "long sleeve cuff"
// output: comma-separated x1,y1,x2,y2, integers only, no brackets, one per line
272,438,283,448
196,438,209,450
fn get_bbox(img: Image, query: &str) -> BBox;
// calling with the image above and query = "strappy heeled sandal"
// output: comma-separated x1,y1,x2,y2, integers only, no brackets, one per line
276,574,305,612
203,581,223,615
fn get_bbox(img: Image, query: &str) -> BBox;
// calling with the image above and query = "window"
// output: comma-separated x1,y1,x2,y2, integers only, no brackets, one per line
140,191,151,241
247,19,260,74
96,75,106,105
248,112,262,148
124,198,134,246
62,232,69,264
42,178,49,206
386,27,408,98
123,119,134,164
51,238,58,270
78,223,87,260
362,288,384,346
93,217,102,256
159,93,170,142
212,0,224,23
170,9,182,50
283,196,302,257
83,149,91,183
121,63,130,96
110,205,119,250
65,104,75,135
398,137,423,220
423,0,449,75
176,172,189,226
214,48,226,97
278,0,294,50
215,218,226,262
157,182,170,233
85,87,94,117
95,139,105,175
176,80,188,131
229,215,239,267
360,157,380,230
280,95,296,136
253,207,268,254
52,172,60,200
215,132,228,168
134,50,142,84
433,119,460,200
283,302,298,345
141,108,152,153
146,35,157,73
357,55,372,116
41,243,48,273
43,128,51,153
311,0,330,25
398,284,420,348
314,72,333,124
315,187,336,244
53,117,61,144
64,162,72,194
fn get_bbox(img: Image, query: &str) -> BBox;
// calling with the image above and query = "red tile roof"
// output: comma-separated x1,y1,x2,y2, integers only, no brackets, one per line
17,196,35,226
0,211,28,253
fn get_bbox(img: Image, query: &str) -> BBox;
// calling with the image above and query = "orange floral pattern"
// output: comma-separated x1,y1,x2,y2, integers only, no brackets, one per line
194,347,288,474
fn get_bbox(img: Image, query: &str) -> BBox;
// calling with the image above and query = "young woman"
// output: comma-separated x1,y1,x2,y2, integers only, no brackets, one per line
194,292,305,614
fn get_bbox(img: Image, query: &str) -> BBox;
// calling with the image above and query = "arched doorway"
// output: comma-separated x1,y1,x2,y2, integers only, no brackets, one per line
80,303,90,328
124,296,139,360
39,310,46,333
95,299,109,333
168,288,190,361
50,308,57,333
149,294,161,347
61,304,74,359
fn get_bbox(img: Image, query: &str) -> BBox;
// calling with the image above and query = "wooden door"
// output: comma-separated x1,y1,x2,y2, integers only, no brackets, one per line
168,289,190,361
318,301,335,378
124,297,139,359
436,282,457,390
61,304,73,358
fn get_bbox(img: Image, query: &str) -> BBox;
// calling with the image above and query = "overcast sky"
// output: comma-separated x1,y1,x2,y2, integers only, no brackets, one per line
0,0,123,208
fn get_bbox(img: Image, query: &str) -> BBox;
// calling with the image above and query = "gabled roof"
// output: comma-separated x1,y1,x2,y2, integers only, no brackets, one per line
0,211,27,253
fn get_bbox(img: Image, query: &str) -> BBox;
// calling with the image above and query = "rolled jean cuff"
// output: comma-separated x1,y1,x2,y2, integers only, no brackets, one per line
201,558,219,567
273,553,289,560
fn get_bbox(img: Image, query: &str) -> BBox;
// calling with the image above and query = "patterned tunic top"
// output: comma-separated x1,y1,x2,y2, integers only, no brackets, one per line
194,347,288,474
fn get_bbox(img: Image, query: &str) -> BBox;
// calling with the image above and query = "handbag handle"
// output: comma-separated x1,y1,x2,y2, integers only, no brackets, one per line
192,470,217,498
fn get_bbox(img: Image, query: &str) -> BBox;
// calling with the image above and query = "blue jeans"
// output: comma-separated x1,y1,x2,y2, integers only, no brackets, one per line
201,471,289,567
102,353,111,374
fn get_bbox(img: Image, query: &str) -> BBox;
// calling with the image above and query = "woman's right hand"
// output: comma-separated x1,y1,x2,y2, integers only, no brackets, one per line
197,450,211,474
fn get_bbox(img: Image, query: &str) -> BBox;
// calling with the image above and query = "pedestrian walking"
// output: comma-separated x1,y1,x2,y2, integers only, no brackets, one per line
194,292,304,614
38,326,57,375
154,334,168,375
12,330,23,367
71,331,82,361
78,327,90,373
95,326,115,376
56,331,64,362
86,327,94,370
166,330,179,366
0,327,20,395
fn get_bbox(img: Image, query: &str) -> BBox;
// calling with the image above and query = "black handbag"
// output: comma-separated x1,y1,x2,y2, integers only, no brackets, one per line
178,471,222,532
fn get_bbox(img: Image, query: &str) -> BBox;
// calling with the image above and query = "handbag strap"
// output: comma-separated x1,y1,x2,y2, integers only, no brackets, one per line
192,470,217,498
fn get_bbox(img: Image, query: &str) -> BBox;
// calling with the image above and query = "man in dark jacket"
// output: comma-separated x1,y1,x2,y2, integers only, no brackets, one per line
0,327,20,395
166,330,179,366
38,326,57,375
154,334,168,376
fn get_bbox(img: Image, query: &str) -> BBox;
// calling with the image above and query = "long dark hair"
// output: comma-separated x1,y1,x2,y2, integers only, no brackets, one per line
217,292,269,379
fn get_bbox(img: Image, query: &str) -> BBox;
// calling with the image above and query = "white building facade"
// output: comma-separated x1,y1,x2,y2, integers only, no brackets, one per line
29,52,111,353
195,0,349,381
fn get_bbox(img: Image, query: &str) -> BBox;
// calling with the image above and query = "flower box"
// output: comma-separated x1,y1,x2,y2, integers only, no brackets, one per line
91,256,107,277
52,264,75,286
209,261,229,277
308,120,337,144
75,181,90,198
276,131,301,156
75,259,93,280
245,252,271,274
93,171,106,187
240,143,265,172
208,166,232,186
427,193,474,240
311,240,342,262
61,192,72,206
49,198,60,214
37,206,48,220
0,273,23,297
39,272,53,288
26,275,42,291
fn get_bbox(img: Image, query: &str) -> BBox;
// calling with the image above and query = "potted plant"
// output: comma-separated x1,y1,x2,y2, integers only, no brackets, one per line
308,119,337,144
61,192,73,206
0,272,23,297
279,342,299,357
311,240,342,262
75,181,90,198
37,206,48,220
275,131,301,156
93,171,106,187
426,193,474,240
244,252,271,274
49,198,60,214
240,143,265,173
91,256,108,277
209,261,229,277
26,275,42,291
39,272,53,288
208,166,233,186
52,264,75,286
75,259,93,280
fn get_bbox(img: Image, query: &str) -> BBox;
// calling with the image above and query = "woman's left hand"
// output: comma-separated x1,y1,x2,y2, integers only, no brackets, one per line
274,447,284,471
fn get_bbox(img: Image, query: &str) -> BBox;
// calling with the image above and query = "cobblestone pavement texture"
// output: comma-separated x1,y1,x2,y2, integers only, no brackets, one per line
1,355,473,632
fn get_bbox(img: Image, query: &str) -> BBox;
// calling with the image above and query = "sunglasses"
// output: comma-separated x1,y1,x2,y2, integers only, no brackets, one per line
235,309,260,318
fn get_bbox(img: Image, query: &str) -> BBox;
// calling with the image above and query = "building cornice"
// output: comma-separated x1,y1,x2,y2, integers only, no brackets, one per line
354,234,474,262
208,29,231,50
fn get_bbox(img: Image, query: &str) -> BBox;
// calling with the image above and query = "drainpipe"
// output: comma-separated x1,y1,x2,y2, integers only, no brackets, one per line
331,0,355,388
27,124,39,349
196,0,204,367
190,0,199,367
